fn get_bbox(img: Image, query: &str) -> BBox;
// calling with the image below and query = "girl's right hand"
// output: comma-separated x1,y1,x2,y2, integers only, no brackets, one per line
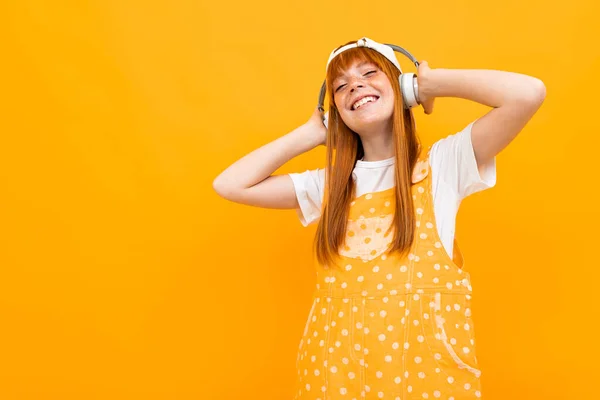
304,106,327,146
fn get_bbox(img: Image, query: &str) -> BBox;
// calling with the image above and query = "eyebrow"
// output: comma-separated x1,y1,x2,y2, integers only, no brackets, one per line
334,61,374,83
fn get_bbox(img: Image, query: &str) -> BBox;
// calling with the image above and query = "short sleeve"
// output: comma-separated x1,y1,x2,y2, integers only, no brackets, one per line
429,120,497,201
288,168,326,226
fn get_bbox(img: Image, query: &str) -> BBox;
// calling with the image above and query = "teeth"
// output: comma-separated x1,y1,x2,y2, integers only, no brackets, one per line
353,96,378,110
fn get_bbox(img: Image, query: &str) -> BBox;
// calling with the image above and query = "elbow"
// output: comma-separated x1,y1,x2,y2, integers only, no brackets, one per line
523,78,546,106
212,176,229,199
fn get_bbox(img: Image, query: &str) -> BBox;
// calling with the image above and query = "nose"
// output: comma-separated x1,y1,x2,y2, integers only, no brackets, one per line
350,82,364,93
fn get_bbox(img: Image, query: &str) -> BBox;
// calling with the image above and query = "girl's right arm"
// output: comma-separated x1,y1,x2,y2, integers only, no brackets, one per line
212,107,326,210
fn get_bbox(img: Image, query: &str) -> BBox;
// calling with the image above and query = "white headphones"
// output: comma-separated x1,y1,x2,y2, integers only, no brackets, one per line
318,37,421,128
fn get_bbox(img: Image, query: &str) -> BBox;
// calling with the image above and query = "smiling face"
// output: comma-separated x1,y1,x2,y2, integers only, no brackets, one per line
331,59,395,135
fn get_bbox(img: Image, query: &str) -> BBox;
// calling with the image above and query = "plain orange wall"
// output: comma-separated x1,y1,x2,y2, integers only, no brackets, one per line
1,0,599,399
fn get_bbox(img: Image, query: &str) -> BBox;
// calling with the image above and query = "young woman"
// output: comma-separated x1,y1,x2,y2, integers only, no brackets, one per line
213,37,545,399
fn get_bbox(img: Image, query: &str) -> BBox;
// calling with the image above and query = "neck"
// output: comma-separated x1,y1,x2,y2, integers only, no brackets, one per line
359,127,394,162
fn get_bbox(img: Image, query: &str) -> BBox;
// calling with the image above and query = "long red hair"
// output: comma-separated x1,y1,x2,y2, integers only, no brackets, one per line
314,41,422,268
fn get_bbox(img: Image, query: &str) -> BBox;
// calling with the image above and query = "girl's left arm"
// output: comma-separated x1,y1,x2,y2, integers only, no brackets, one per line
420,67,546,170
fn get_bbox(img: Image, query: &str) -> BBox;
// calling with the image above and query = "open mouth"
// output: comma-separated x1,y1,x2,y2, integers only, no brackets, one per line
352,96,380,111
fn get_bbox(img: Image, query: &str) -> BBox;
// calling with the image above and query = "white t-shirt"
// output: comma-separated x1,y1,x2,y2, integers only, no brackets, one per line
288,120,497,257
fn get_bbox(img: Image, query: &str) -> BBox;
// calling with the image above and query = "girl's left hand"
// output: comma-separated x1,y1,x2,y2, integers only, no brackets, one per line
417,60,435,115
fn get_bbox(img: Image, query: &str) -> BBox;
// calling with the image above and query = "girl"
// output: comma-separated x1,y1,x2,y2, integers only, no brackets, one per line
213,37,545,399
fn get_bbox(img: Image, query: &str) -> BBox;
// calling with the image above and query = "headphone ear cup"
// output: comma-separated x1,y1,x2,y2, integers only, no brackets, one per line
399,73,419,109
322,111,329,128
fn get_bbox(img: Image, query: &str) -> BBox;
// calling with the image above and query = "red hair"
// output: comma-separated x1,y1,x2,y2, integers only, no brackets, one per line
314,40,422,268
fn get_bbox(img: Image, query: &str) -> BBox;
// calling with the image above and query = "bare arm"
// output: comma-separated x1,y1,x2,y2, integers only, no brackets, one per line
212,107,326,209
419,65,546,172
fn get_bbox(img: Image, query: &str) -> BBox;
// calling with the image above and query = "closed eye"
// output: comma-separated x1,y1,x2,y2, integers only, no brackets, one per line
335,70,377,92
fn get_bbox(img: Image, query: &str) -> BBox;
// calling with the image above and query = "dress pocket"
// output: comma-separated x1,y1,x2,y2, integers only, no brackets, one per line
421,292,482,380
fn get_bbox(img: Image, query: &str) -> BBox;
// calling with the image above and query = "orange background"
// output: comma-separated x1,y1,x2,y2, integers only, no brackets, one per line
1,0,599,399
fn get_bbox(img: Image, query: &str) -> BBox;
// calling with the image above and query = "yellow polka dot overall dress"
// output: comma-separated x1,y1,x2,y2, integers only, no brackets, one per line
294,147,483,400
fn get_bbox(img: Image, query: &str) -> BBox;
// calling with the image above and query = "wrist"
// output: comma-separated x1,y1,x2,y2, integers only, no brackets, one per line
419,68,447,99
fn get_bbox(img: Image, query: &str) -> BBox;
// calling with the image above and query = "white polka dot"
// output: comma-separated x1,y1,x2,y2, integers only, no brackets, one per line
314,369,320,376
331,321,336,327
394,376,401,384
365,385,371,392
418,187,425,193
417,335,424,342
454,304,461,311
366,194,373,200
356,322,363,329
420,233,427,239
382,296,389,303
354,343,361,351
345,264,352,271
422,392,429,398
407,385,413,392
450,338,457,345
377,283,384,290
380,310,387,318
464,383,471,390
414,356,422,363
378,333,386,341
463,347,470,354
400,265,407,272
364,327,370,334
385,201,391,207
433,277,439,283
423,313,429,319
464,323,470,331
434,353,442,360
306,383,311,390
340,387,347,395
335,341,341,347
378,392,384,399
413,319,419,326
369,207,376,213
385,355,392,362
404,342,410,349
413,294,420,300
434,264,441,270
446,282,453,290
342,329,349,336
399,300,405,307
376,371,383,378
475,391,481,397
417,271,424,278
387,325,394,331
447,376,454,384
386,273,393,280
330,366,337,373
434,242,442,248
341,282,347,289
352,306,358,312
446,305,452,312
319,340,325,346
433,390,441,398
427,250,434,256
328,347,334,353
417,208,424,215
392,342,399,349
348,371,355,379
342,357,349,364
466,308,472,317
405,283,412,290
357,276,364,282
